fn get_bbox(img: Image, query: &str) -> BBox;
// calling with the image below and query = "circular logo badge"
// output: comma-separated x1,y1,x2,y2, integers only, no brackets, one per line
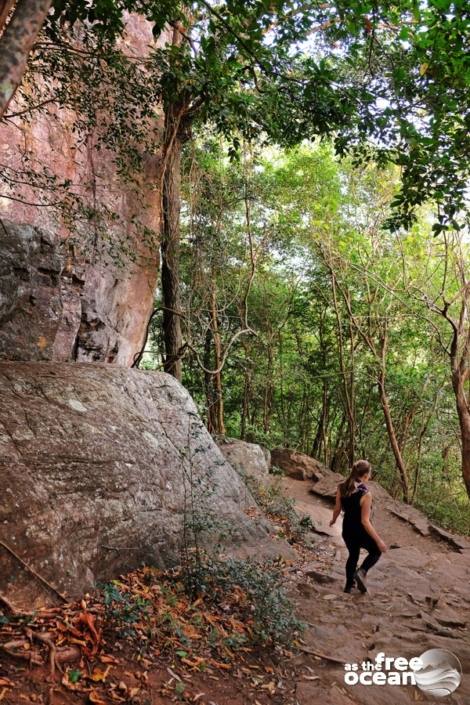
412,649,462,697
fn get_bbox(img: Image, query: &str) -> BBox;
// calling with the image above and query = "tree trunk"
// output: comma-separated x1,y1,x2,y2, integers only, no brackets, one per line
240,338,252,440
447,289,470,498
203,326,215,434
330,411,347,472
160,122,183,381
375,324,410,501
240,371,250,440
378,373,410,502
452,369,470,498
330,271,356,465
434,277,470,498
209,282,225,436
263,341,274,434
0,0,16,34
312,382,328,459
0,0,52,119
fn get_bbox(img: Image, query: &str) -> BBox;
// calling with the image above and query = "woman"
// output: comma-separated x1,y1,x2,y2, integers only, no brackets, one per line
329,459,387,593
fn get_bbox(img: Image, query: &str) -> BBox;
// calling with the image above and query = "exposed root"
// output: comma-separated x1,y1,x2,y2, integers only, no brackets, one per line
0,540,67,603
297,645,346,664
0,593,18,615
28,629,60,677
2,631,80,671
2,638,43,665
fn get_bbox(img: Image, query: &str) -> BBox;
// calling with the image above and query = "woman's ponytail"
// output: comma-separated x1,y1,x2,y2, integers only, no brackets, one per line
339,459,372,498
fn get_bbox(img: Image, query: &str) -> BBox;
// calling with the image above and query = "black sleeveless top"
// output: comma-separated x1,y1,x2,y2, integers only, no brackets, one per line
340,482,369,534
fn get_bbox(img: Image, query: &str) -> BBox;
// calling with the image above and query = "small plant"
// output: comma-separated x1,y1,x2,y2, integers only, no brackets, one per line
244,475,313,543
174,680,186,697
224,632,249,649
67,668,83,684
299,514,314,531
100,581,151,637
271,465,285,476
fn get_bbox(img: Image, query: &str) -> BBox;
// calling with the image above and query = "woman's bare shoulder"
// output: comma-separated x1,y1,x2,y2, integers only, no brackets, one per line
358,484,371,503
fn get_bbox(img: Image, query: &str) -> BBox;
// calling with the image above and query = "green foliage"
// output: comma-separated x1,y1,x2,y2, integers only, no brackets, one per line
414,470,470,535
3,1,468,533
47,0,185,43
149,137,470,533
67,668,82,684
180,556,305,647
6,0,469,234
101,581,151,636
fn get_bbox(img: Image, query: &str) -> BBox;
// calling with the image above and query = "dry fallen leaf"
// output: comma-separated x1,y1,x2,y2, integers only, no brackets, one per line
210,659,232,670
181,655,206,669
100,654,120,664
90,665,112,682
261,680,276,694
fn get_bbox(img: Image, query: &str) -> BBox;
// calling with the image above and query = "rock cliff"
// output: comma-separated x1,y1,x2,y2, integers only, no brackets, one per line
0,16,167,366
0,218,158,365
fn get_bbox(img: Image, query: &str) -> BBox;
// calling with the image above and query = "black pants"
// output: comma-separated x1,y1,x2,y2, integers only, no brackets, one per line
342,529,381,588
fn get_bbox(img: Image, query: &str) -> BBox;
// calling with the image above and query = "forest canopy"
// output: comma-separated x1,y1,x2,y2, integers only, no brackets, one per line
2,0,469,230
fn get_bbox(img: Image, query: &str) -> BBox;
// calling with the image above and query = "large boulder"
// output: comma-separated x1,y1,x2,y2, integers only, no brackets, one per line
0,363,277,608
271,448,326,481
218,438,270,482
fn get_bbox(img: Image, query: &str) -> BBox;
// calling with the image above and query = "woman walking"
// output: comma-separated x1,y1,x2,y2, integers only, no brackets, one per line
329,459,387,593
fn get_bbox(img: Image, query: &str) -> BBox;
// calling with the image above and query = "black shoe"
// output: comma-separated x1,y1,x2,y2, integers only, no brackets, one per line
355,568,367,593
343,575,358,593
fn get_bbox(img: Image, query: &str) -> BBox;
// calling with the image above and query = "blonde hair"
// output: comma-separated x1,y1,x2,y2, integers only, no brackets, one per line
339,459,371,498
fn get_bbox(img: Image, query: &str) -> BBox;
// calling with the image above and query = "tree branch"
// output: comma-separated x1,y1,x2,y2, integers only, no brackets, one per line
0,0,53,118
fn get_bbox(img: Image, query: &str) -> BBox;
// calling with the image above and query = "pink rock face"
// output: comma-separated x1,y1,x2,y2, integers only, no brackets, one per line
0,16,170,365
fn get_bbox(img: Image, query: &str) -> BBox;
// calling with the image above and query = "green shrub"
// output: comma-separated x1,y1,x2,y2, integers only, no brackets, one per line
180,555,305,647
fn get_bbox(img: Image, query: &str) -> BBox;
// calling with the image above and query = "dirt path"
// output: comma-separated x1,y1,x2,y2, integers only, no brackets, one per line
277,475,470,705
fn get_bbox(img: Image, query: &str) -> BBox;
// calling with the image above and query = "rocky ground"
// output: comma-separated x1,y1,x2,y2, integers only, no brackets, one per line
279,472,470,705
0,460,468,705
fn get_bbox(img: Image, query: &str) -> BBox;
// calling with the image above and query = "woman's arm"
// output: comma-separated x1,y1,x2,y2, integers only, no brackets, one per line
329,488,342,526
360,493,387,551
